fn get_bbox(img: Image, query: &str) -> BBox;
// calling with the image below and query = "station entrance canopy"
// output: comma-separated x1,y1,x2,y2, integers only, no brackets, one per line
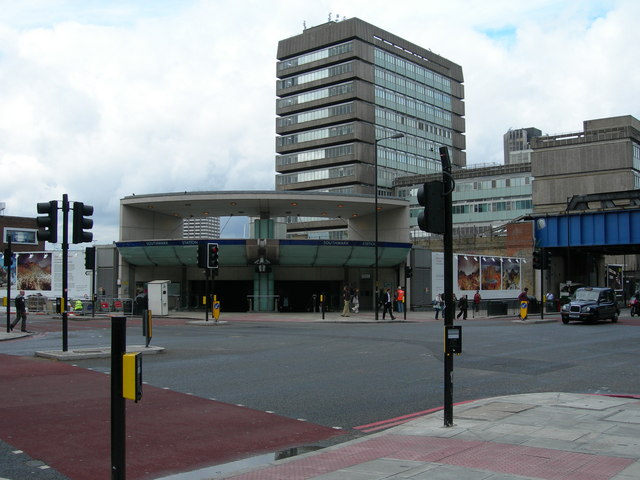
116,239,412,268
534,209,640,254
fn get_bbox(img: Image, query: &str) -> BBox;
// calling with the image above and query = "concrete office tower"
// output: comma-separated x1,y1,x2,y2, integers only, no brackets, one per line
504,127,542,165
183,216,220,239
275,18,465,237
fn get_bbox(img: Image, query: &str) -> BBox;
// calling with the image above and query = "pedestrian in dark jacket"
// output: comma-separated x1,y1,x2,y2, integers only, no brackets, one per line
10,290,27,332
456,294,468,320
382,288,396,320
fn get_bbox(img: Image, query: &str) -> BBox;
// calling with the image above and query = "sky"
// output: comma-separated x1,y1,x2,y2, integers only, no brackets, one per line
1,0,638,244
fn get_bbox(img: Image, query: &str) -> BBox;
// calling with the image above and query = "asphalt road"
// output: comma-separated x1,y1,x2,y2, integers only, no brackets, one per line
2,313,640,479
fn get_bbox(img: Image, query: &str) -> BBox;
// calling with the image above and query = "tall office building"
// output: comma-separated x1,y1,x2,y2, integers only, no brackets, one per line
275,18,465,237
503,127,541,165
183,216,220,239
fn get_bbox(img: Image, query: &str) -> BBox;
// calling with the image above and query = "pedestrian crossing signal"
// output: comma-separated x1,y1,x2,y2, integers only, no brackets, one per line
207,243,219,269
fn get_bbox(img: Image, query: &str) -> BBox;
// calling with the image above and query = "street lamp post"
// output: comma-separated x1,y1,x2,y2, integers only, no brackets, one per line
374,133,404,320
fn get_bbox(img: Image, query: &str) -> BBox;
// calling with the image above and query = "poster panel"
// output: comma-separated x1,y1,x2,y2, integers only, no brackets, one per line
606,264,623,291
17,253,52,291
481,257,502,291
0,250,90,299
433,252,522,300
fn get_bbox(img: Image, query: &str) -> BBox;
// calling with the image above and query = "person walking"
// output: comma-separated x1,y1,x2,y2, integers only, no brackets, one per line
456,294,468,320
382,288,395,320
10,290,28,332
434,293,443,319
351,288,360,314
341,285,351,317
473,290,481,317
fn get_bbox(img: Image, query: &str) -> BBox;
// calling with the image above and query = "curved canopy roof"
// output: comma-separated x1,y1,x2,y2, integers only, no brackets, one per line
121,190,408,220
116,239,411,268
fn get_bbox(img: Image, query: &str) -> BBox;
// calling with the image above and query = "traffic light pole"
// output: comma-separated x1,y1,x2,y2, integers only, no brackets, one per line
111,316,126,480
440,147,455,427
62,194,70,352
540,249,545,320
5,238,11,333
204,268,210,322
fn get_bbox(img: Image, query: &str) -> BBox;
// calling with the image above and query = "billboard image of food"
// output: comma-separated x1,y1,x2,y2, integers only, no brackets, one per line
502,258,521,290
17,253,52,291
432,252,523,300
457,255,480,291
481,257,502,290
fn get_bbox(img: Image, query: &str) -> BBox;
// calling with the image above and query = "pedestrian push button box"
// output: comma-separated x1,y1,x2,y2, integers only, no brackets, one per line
445,325,462,355
123,352,142,402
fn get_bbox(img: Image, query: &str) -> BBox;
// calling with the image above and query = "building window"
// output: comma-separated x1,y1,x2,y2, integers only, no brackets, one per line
3,228,38,245
277,123,354,147
277,102,354,127
278,62,354,90
278,41,353,71
278,81,354,108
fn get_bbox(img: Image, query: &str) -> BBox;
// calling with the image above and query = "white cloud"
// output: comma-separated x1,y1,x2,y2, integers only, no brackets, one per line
0,0,638,243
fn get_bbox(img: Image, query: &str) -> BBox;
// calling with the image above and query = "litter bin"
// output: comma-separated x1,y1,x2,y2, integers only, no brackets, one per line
487,301,508,316
527,297,540,314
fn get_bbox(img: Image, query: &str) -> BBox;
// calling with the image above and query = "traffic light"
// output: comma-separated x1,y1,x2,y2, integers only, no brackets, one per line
405,266,413,278
36,200,58,243
417,181,445,234
197,244,207,268
72,202,94,244
85,247,96,270
207,243,219,269
544,250,551,270
532,249,542,269
3,248,12,267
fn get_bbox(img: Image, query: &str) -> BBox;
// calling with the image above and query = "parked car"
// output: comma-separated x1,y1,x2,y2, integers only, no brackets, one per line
561,287,619,324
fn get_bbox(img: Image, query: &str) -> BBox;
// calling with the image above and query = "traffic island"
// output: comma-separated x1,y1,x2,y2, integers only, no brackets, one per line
35,344,165,360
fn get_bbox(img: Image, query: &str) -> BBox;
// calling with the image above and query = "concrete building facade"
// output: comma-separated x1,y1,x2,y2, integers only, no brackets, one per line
183,216,220,239
275,17,465,238
504,127,542,165
531,115,640,214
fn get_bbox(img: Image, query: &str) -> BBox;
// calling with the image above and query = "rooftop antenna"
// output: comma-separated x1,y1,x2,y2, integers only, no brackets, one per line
328,12,332,22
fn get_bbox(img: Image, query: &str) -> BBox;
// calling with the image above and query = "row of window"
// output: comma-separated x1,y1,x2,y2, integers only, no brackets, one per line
375,85,452,126
276,165,356,185
451,199,533,214
408,198,532,218
410,224,493,239
278,41,353,71
373,43,452,91
375,126,448,162
278,62,353,90
277,102,354,128
278,81,354,109
378,147,442,177
375,107,452,141
276,144,355,166
634,143,640,171
374,67,452,108
278,123,354,146
455,176,532,192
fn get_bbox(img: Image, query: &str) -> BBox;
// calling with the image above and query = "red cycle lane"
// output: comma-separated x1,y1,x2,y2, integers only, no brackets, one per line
0,354,344,480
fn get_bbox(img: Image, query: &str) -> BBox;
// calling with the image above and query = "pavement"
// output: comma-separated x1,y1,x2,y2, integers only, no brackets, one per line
214,391,640,480
3,309,639,480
